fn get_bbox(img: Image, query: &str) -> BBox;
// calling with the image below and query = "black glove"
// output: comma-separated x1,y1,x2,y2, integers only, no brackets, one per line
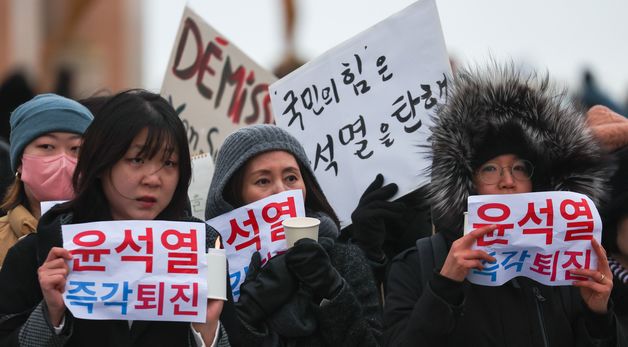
285,238,343,303
235,252,298,326
350,174,406,260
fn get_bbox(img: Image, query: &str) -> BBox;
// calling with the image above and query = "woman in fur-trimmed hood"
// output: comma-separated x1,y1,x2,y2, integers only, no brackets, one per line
384,64,627,347
429,64,611,243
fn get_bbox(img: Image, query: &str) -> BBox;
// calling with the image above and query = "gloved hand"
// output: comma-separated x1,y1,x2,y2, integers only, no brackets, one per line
235,252,298,326
285,238,344,303
350,174,406,261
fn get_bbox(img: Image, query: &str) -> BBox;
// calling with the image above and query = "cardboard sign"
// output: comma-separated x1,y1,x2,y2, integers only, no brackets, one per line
466,192,602,286
205,190,305,301
188,153,215,220
62,221,209,322
161,6,277,157
269,0,451,227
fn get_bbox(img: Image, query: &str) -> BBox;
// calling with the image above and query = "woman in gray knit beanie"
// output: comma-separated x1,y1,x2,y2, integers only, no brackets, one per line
206,124,382,346
0,93,93,267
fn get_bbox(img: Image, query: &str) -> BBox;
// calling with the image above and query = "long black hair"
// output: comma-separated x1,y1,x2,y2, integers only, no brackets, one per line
57,89,191,222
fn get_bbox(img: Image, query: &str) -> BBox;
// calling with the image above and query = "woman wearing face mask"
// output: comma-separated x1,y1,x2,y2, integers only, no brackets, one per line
0,94,93,267
205,124,382,346
0,90,227,346
384,65,626,346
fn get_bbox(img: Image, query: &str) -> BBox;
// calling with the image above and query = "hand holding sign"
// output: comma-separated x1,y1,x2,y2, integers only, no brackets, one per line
62,221,209,322
440,224,498,282
38,247,72,326
570,239,613,314
350,174,405,261
466,192,604,286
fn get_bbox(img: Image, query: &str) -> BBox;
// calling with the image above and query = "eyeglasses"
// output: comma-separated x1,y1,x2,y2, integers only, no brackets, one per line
476,159,534,185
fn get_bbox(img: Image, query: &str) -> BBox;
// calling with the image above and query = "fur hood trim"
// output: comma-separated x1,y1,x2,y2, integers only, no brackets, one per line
429,63,612,240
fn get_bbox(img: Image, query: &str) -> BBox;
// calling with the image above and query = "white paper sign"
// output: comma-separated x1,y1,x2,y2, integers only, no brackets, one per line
62,220,208,322
41,200,67,216
269,0,450,227
466,191,602,286
188,153,215,220
205,190,305,301
161,6,277,157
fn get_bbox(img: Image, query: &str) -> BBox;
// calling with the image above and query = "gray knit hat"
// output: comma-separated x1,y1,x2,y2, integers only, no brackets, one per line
9,93,94,172
205,124,318,220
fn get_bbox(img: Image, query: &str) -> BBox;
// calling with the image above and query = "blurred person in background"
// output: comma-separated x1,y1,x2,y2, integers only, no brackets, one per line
0,94,93,267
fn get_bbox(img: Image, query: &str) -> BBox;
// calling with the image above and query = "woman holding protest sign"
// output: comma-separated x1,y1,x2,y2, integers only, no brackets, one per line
204,124,382,346
0,90,228,346
384,64,626,346
0,94,94,268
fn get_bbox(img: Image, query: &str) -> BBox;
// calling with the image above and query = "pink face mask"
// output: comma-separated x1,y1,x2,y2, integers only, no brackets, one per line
20,153,77,202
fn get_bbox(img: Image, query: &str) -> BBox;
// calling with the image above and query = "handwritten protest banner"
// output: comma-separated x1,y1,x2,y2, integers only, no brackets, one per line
161,6,277,157
269,0,450,227
465,191,602,286
206,190,305,300
188,153,215,220
62,221,208,322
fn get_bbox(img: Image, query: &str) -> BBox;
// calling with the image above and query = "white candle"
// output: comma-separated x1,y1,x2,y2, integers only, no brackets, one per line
206,249,227,300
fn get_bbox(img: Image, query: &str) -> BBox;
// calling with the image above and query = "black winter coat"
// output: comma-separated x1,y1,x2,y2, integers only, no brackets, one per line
384,246,627,347
222,238,383,347
611,276,628,330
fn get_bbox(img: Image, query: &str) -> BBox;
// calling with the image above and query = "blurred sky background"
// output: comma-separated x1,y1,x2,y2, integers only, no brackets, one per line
144,0,628,103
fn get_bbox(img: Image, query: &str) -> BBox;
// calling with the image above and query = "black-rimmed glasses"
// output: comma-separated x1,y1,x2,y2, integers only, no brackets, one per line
476,159,534,184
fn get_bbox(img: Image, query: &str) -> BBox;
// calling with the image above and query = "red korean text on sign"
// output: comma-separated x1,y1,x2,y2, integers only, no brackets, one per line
261,196,297,243
70,230,111,271
114,227,154,272
562,249,592,281
227,210,261,252
161,228,198,274
530,251,560,282
135,282,166,316
560,198,594,242
518,199,554,245
170,282,199,315
474,203,514,246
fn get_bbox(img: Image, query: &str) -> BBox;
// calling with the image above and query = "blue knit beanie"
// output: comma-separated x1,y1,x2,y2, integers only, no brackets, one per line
9,93,94,172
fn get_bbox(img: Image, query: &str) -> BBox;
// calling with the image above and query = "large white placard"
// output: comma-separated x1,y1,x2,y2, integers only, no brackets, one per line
205,190,305,301
161,6,277,157
269,0,451,227
466,191,602,286
62,221,208,322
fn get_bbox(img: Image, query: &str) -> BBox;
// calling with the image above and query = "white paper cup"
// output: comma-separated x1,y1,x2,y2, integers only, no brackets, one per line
282,217,320,247
206,249,227,300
